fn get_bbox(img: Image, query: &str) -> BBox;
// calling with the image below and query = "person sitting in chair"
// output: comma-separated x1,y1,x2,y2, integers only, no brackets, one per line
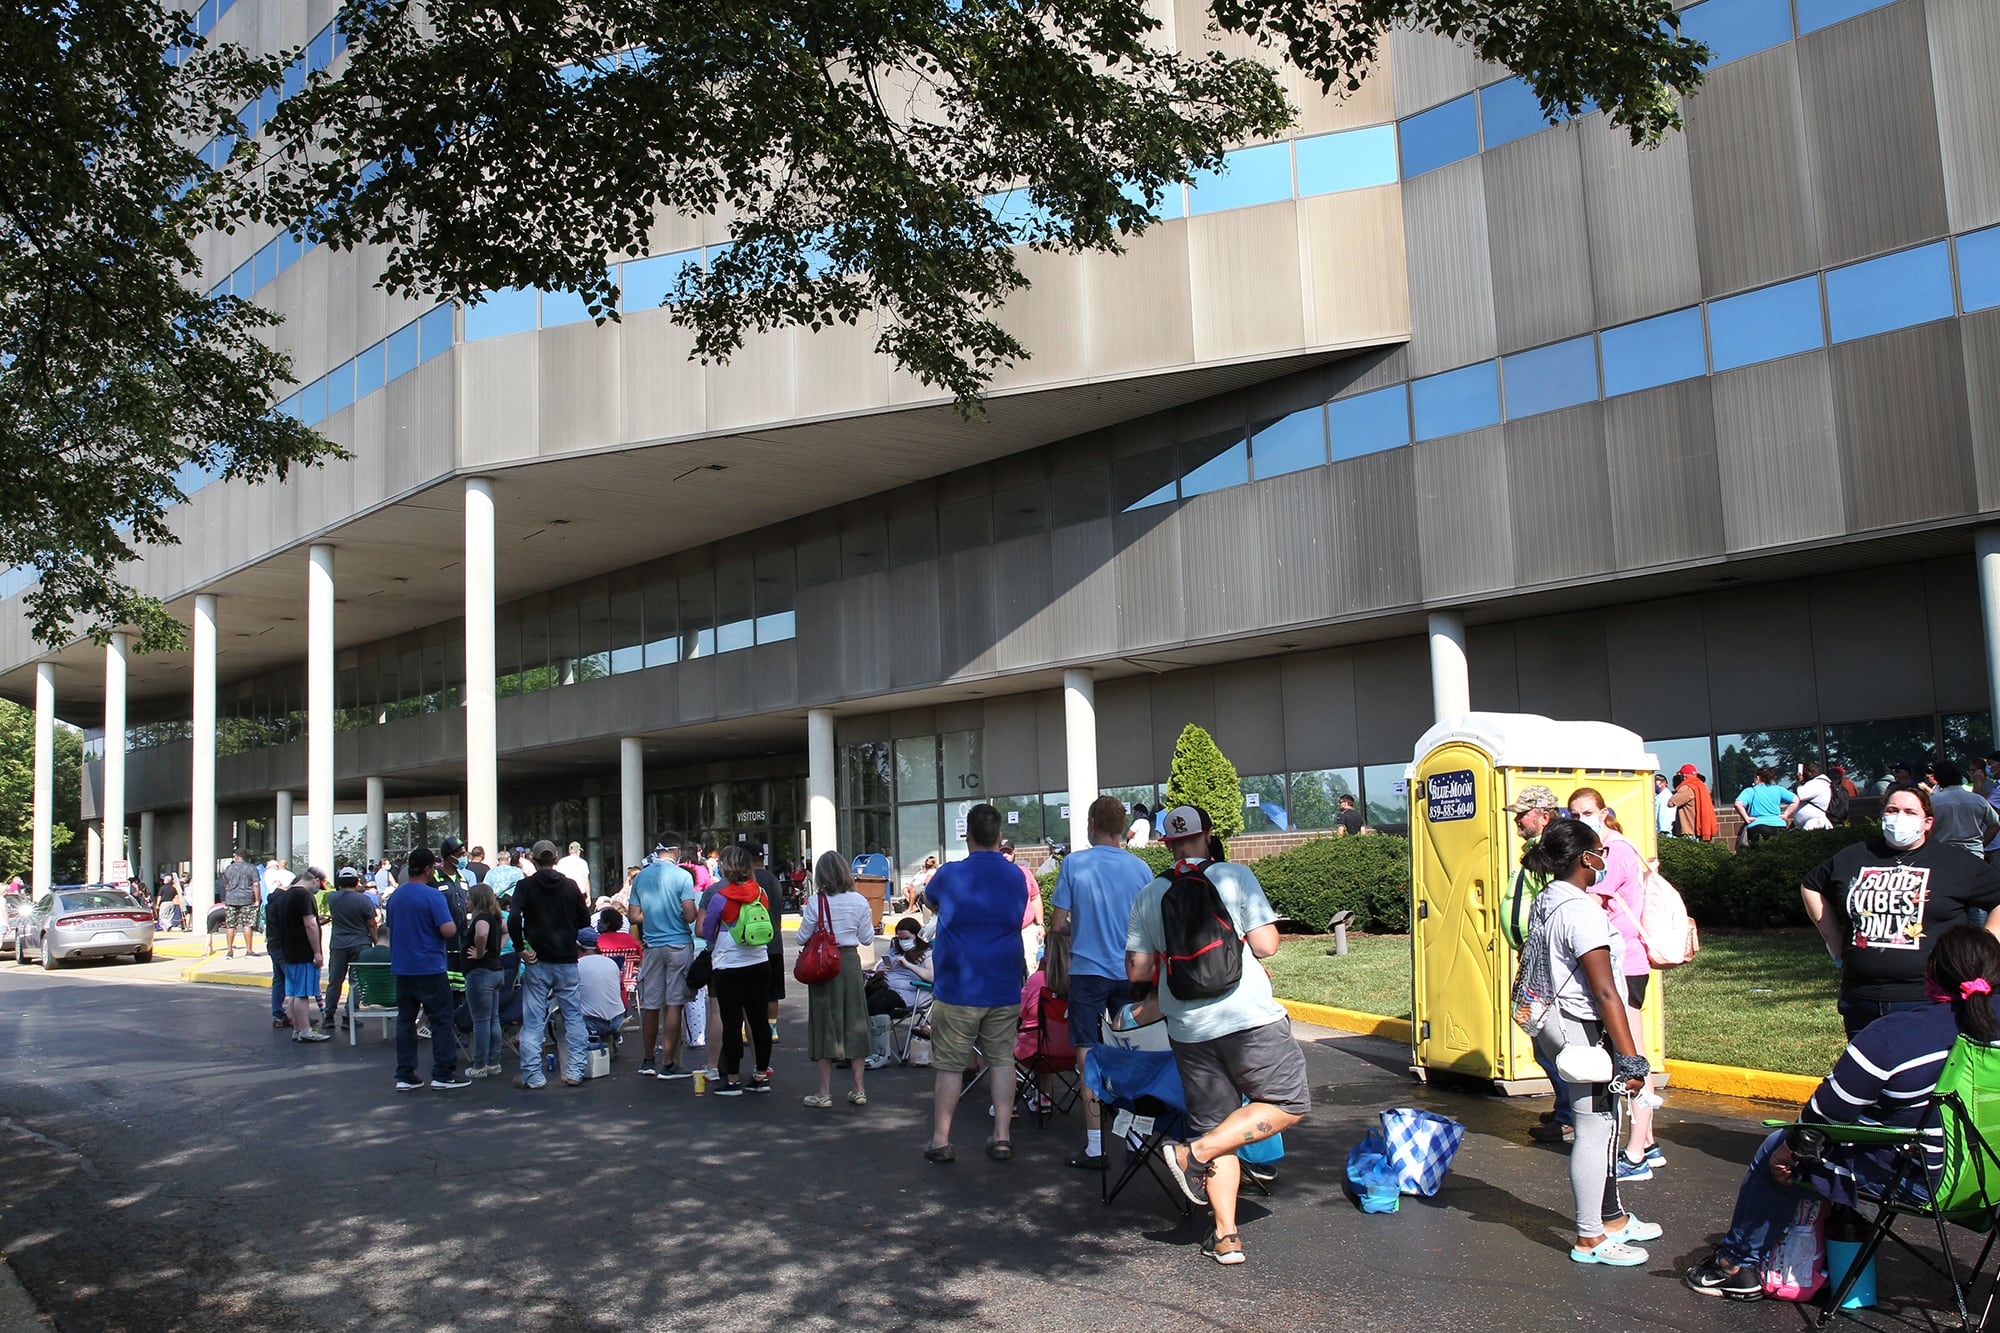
575,928,628,1058
866,917,934,1068
1686,925,2000,1300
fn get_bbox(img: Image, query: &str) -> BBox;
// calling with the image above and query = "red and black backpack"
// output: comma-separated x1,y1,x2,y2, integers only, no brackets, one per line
1159,862,1242,1001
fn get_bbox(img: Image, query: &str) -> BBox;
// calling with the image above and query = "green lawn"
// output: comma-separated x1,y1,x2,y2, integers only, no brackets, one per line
1266,930,1849,1077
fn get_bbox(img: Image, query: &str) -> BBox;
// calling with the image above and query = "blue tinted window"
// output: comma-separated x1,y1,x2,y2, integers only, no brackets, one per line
1502,337,1598,417
756,611,796,644
418,305,453,360
308,26,333,72
463,287,537,341
1327,385,1411,458
385,321,419,380
622,250,699,311
1295,125,1399,195
1399,95,1477,178
1679,0,1793,67
1411,362,1501,442
1707,277,1824,371
1961,227,2000,314
716,619,755,654
198,0,217,32
1796,0,1896,35
1480,79,1550,150
282,57,303,100
354,341,385,398
277,394,299,422
1600,307,1706,395
1187,142,1292,216
230,263,252,299
333,23,348,57
324,360,354,414
1826,242,1954,343
539,287,594,327
252,239,278,289
276,228,299,273
259,87,280,128
1178,437,1248,497
298,378,327,426
1250,408,1327,479
1119,177,1185,223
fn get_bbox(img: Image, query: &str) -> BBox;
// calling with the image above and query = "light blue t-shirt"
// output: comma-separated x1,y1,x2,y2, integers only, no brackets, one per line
1052,844,1156,978
1126,861,1285,1043
631,859,698,948
485,863,523,898
1736,783,1791,828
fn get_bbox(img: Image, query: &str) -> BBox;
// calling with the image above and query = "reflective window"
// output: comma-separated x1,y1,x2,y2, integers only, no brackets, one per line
1398,95,1477,178
985,189,1057,242
1119,177,1185,223
1410,361,1500,442
281,57,304,101
609,586,643,675
1600,307,1706,396
1241,774,1291,833
1050,464,1108,527
252,239,278,289
1327,385,1411,459
991,795,1040,845
1795,0,1896,35
1707,276,1824,371
1295,125,1399,196
539,286,595,327
622,250,699,311
1824,717,1933,797
1177,433,1248,497
1111,446,1177,512
679,571,715,660
1187,142,1292,216
1501,336,1598,418
1361,763,1409,828
308,25,333,72
939,495,991,553
418,305,453,361
276,228,299,273
716,619,755,653
354,340,386,399
642,578,678,668
1284,769,1359,830
1648,737,1714,788
1825,242,1953,343
1944,711,1994,763
1250,407,1327,479
385,320,419,380
714,560,753,654
842,741,893,809
755,545,795,621
1479,78,1550,150
840,519,887,575
755,611,796,643
298,377,327,427
1957,226,2000,314
464,287,538,341
1679,0,1793,67
1714,727,1819,797
230,263,252,299
324,360,355,414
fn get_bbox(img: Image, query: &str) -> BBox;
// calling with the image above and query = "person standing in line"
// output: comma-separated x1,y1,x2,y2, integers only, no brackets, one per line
1048,795,1155,1170
1928,761,1999,856
1653,774,1675,842
556,841,593,900
1731,768,1795,845
484,847,525,901
462,882,507,1077
321,867,378,1034
271,868,332,1044
923,804,1030,1163
1790,763,1835,832
1666,765,1717,843
220,849,262,958
1000,839,1044,976
509,839,592,1090
386,848,466,1091
798,852,875,1109
435,837,471,973
1335,793,1364,837
699,845,776,1096
1126,805,1311,1266
463,846,491,886
753,848,788,1047
372,858,395,897
1503,786,1571,1147
628,835,700,1079
1126,802,1152,848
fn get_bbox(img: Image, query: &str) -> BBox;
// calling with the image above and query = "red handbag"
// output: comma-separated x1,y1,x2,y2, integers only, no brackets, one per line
794,891,843,985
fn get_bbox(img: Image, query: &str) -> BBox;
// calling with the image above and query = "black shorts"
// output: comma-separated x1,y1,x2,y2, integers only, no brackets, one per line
1625,974,1650,1008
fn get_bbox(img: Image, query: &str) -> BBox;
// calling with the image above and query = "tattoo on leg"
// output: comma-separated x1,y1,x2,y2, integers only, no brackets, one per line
1245,1118,1271,1142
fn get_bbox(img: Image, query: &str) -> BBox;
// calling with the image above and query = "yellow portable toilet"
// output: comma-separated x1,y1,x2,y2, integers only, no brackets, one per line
1405,713,1665,1093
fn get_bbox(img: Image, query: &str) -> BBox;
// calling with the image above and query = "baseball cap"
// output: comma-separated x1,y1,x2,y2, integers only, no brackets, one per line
1677,764,1698,777
575,927,599,949
335,867,360,887
1156,805,1211,840
1503,785,1559,815
531,839,559,864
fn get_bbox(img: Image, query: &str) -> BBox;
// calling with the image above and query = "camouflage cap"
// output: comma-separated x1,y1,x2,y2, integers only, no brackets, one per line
1503,784,1560,814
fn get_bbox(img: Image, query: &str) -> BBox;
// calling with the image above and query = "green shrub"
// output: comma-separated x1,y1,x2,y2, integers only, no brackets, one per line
1656,838,1733,922
1657,825,1877,928
1248,834,1412,933
1164,723,1245,840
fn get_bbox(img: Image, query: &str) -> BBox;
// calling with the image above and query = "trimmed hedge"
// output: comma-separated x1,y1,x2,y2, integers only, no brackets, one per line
1658,825,1877,928
1248,834,1413,933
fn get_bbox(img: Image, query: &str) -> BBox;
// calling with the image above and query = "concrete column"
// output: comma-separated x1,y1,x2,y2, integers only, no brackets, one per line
465,478,498,857
32,663,54,892
139,810,156,889
275,791,295,863
365,776,386,865
619,737,644,871
191,594,217,918
1428,609,1470,723
308,544,335,872
586,794,604,884
1979,528,2000,734
85,824,102,885
103,631,129,865
807,708,836,860
1063,668,1098,851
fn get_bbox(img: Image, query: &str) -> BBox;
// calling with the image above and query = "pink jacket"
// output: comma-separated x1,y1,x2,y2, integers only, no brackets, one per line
1600,831,1649,978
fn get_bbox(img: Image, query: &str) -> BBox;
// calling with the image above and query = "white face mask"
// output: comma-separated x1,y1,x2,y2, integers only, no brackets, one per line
1882,812,1925,850
1576,812,1606,834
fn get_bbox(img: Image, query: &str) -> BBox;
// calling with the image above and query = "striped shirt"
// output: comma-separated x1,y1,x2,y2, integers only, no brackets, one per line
1805,1004,1958,1186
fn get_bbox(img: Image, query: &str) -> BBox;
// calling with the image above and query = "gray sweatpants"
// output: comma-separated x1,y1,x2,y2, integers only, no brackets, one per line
1532,1013,1625,1238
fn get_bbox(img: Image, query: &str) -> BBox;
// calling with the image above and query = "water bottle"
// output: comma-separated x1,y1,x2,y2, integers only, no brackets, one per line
1825,1207,1877,1308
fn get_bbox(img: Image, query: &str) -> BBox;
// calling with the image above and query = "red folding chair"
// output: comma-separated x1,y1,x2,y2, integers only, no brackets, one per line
1014,987,1081,1128
603,945,642,1013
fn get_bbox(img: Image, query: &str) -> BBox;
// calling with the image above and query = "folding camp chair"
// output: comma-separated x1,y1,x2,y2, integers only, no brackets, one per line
890,986,933,1064
345,962,398,1044
602,944,642,1014
1083,1044,1275,1217
1014,988,1081,1128
1774,1036,2000,1329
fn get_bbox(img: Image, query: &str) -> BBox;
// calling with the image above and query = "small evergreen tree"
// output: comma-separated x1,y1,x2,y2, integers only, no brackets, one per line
1164,724,1246,841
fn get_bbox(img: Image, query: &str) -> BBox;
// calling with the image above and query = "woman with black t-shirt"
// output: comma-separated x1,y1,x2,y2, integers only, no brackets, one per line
1802,783,2000,1036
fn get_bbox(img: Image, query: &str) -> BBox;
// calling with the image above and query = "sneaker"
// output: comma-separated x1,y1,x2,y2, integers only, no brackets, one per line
1164,1143,1210,1205
1571,1239,1648,1267
293,1030,332,1043
485,1065,503,1077
466,1066,489,1078
1685,1252,1763,1299
1202,1231,1246,1266
1614,1154,1654,1183
432,1075,471,1090
639,1062,658,1079
802,1093,834,1108
1243,1159,1278,1186
1643,1143,1667,1168
746,1075,772,1094
395,1079,427,1092
714,1083,745,1097
862,1054,892,1070
1529,1122,1574,1145
658,1064,693,1080
1607,1214,1663,1243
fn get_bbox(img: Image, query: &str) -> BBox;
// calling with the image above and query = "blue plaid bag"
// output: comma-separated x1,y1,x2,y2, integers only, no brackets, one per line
1379,1107,1466,1197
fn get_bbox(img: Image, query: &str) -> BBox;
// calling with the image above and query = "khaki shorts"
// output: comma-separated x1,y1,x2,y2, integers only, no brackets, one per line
638,943,693,1011
225,903,258,931
928,1000,1021,1073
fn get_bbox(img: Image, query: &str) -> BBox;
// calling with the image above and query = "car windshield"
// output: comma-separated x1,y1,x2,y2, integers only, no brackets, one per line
57,891,138,912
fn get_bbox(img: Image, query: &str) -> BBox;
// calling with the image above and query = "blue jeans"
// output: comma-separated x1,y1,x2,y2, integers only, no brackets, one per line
519,962,587,1085
394,972,460,1084
585,1014,624,1046
465,968,503,1069
1718,1128,1912,1266
1837,995,1930,1038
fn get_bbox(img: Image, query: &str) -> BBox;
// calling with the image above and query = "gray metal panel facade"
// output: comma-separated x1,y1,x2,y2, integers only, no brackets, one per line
1831,323,1975,531
1412,427,1514,600
1710,354,1847,551
1927,0,2000,233
1482,131,1595,354
1401,159,1498,376
1684,46,1823,296
1603,379,1726,569
1966,311,2000,509
1504,404,1615,583
1578,118,1703,327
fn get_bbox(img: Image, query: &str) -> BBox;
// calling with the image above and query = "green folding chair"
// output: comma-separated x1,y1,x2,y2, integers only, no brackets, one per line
345,963,399,1045
1773,1037,2000,1329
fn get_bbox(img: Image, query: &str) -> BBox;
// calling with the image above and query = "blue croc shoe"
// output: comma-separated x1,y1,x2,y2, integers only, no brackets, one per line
1571,1239,1648,1266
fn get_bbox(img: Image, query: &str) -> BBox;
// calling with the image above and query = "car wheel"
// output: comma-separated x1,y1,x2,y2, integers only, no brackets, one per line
40,938,58,970
134,949,153,964
14,938,29,967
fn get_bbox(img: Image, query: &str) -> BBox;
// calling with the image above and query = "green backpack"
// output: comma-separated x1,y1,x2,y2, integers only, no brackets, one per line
728,896,775,948
1501,863,1547,951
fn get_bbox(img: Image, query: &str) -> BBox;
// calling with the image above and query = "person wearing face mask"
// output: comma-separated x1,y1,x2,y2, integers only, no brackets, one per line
1802,784,2000,1037
866,916,934,1067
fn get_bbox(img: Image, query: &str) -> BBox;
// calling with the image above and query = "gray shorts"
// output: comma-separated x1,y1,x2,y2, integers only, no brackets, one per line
1170,1016,1312,1136
638,943,694,1011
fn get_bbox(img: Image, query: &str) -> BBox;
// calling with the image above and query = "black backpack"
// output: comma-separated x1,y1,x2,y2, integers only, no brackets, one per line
1824,781,1850,825
1159,863,1243,1002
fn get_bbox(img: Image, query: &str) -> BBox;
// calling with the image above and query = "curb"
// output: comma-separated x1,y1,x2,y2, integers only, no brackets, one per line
1277,999,1814,1106
179,961,269,988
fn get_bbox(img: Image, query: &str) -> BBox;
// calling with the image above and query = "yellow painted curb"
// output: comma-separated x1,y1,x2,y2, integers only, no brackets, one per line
1279,999,1413,1044
179,961,269,988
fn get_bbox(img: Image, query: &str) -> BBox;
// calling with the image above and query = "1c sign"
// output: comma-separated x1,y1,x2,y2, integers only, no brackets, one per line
1426,770,1477,822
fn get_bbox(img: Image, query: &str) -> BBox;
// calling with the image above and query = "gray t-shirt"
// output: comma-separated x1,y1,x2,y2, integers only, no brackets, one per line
1539,883,1625,1020
328,889,378,950
220,860,260,907
1126,861,1285,1044
1930,787,1999,856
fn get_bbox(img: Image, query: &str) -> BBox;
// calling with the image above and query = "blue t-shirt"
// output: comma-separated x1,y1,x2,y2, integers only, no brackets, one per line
1052,844,1156,978
485,863,524,897
386,879,452,976
929,851,1029,1007
1736,783,1791,828
631,859,698,948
